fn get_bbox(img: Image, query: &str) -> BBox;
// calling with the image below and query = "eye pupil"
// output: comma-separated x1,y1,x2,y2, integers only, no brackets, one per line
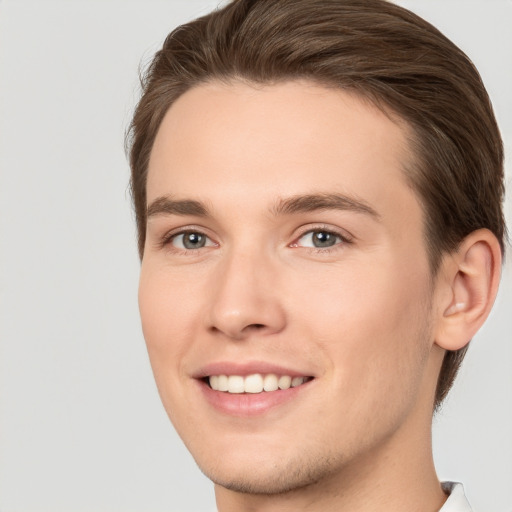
313,231,336,247
183,232,206,249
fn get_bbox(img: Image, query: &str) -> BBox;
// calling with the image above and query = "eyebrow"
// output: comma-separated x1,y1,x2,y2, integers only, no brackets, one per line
146,193,380,220
147,196,210,218
271,193,380,219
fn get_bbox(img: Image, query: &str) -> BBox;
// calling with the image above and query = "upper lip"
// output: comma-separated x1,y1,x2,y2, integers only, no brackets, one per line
193,361,314,379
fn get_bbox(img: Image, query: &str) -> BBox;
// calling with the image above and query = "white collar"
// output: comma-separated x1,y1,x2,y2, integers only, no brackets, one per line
439,482,472,512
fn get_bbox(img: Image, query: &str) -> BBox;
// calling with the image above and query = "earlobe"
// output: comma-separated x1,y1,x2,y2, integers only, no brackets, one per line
435,229,502,351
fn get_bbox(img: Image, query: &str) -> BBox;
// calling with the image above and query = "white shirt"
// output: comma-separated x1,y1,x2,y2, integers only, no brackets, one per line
440,482,472,511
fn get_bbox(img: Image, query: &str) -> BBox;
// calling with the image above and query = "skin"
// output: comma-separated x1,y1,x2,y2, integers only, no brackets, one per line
139,80,463,511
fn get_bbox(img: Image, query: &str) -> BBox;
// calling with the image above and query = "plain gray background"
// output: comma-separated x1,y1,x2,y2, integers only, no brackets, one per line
0,1,510,511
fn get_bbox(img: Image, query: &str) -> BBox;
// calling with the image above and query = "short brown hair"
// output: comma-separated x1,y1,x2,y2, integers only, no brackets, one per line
127,0,506,408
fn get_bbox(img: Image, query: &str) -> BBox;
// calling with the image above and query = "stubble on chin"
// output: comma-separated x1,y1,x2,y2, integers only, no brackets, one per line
200,450,345,496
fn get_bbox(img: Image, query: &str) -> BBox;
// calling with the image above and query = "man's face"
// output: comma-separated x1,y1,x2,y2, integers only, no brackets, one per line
139,81,443,494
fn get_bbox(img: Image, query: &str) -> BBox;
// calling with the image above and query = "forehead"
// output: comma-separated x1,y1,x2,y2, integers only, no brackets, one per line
147,80,418,223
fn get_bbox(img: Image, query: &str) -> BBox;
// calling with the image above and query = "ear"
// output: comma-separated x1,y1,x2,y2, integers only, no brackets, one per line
434,229,502,351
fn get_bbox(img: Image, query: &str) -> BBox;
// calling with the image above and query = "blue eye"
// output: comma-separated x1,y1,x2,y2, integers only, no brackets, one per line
171,231,213,250
297,230,343,248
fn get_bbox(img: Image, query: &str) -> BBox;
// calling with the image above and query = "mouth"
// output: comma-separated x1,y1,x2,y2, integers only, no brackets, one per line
194,362,315,416
203,373,314,394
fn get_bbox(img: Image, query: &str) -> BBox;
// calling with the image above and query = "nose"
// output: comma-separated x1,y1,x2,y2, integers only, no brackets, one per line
206,247,286,341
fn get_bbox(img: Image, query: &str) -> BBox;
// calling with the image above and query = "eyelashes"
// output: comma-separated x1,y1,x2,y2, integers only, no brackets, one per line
292,229,350,250
168,231,217,250
157,228,217,254
158,224,353,256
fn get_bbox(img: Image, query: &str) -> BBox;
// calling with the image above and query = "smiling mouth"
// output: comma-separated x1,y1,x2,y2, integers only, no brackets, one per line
205,373,314,394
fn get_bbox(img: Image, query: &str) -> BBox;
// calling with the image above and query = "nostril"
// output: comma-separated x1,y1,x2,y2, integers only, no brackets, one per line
241,323,267,334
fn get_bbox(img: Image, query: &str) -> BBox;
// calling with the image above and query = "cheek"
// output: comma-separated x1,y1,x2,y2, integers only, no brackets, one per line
290,257,433,395
138,267,203,430
138,266,200,375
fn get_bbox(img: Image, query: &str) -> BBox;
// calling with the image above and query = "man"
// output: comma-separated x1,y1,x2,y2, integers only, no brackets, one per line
127,0,506,510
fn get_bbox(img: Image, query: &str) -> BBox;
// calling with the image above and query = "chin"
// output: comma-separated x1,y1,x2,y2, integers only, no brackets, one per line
195,448,340,495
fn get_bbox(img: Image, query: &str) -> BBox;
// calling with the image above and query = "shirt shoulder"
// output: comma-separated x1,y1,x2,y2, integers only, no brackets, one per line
439,482,472,512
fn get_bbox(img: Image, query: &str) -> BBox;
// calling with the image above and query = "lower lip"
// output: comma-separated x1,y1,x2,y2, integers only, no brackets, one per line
197,379,313,417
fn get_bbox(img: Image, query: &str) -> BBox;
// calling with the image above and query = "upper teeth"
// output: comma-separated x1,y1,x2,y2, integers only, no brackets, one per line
208,374,308,394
